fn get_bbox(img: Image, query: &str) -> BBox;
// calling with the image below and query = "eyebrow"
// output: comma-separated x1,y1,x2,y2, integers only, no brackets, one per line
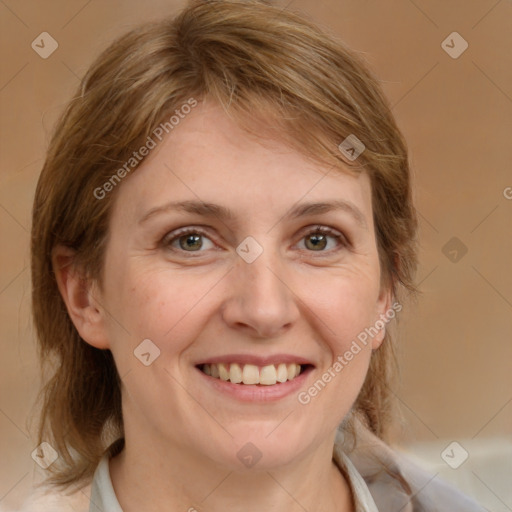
138,199,368,229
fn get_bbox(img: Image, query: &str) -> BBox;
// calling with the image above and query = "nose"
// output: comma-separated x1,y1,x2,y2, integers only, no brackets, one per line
220,249,300,339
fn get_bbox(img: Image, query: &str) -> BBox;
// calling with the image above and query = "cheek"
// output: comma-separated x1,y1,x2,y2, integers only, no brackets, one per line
302,266,382,352
104,265,221,359
299,277,378,421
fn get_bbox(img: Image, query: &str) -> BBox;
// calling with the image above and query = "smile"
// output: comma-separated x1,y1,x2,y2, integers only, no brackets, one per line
199,363,306,385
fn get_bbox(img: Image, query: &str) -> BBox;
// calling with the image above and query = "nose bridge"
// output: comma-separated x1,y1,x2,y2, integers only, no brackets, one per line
221,242,299,337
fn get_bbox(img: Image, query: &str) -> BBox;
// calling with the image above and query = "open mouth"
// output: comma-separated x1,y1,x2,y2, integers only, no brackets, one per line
197,363,312,386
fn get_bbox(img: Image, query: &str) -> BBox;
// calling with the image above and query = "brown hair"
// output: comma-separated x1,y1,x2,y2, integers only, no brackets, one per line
31,0,418,490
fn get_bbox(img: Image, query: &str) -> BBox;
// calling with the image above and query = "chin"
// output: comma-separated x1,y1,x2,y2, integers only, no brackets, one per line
204,425,316,472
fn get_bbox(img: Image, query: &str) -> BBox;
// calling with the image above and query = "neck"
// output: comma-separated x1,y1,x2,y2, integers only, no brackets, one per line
109,431,354,512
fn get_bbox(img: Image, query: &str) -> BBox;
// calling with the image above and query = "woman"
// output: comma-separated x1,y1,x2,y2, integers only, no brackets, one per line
27,0,486,510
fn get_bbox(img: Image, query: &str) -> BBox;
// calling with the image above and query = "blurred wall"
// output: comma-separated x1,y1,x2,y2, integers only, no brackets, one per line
1,0,511,508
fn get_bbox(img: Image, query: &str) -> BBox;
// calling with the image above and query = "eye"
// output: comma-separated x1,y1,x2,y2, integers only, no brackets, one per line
298,226,348,252
160,225,348,255
162,227,215,252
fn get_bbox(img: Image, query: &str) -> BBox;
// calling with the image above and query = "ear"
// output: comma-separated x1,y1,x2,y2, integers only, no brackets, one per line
52,245,111,349
372,283,393,350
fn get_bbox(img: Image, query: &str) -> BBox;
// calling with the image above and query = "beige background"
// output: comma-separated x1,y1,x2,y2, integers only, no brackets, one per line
1,0,511,510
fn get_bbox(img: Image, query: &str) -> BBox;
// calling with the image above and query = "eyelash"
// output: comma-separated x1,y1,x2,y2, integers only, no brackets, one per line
160,225,349,256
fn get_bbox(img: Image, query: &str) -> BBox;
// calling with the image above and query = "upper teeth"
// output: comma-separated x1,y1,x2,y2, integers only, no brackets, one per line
202,363,302,385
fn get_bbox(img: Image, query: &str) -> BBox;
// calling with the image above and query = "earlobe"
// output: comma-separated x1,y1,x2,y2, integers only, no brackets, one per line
52,246,111,349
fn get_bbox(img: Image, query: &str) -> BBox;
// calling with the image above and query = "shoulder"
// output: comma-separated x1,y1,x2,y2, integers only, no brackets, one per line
392,452,487,512
9,484,90,512
343,425,487,512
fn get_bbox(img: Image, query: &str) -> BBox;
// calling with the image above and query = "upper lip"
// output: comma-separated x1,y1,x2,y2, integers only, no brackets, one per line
195,354,315,367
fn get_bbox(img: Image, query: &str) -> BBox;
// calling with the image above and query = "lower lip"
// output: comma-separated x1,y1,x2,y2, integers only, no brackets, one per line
196,366,314,402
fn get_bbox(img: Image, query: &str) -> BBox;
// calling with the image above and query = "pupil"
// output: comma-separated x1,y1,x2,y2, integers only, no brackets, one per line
307,234,326,250
180,234,202,251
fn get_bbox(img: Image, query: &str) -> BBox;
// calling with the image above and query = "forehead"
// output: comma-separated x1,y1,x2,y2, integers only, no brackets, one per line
112,100,373,223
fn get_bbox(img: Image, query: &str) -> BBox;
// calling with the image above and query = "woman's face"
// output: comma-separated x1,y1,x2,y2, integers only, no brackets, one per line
91,100,391,470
